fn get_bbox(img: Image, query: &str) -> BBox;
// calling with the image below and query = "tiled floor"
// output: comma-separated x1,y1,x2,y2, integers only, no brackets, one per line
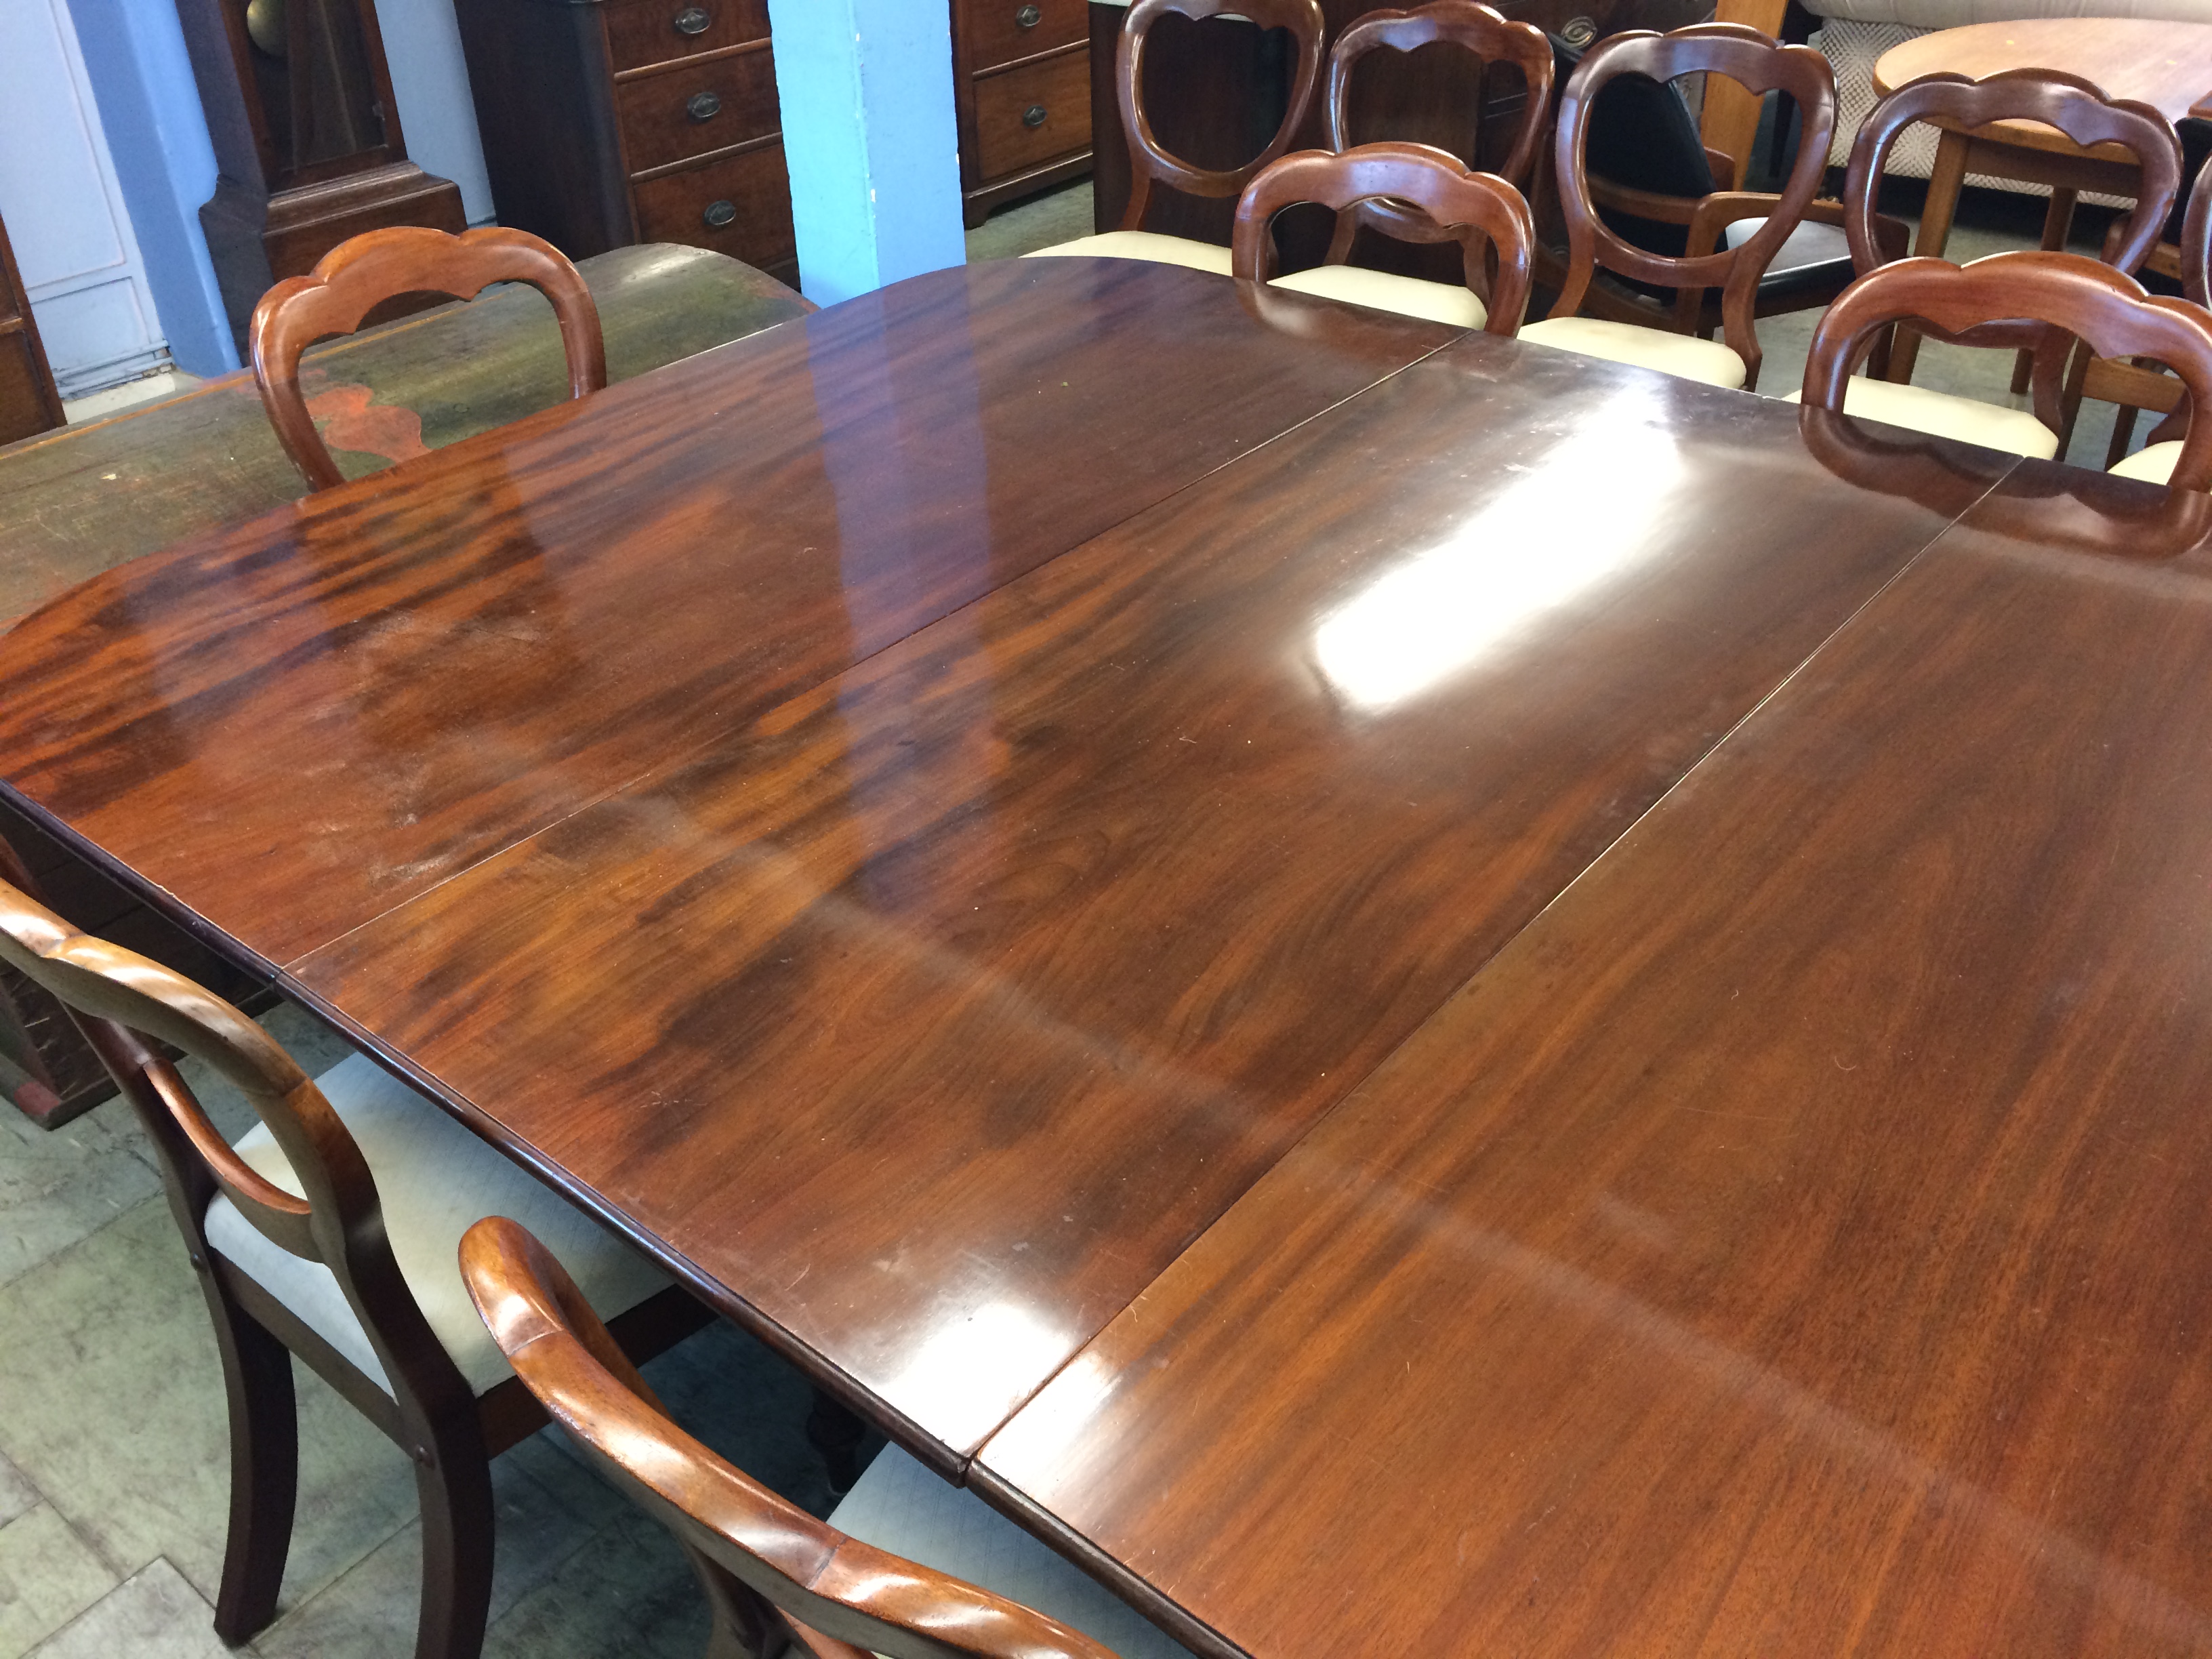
0,1003,866,1658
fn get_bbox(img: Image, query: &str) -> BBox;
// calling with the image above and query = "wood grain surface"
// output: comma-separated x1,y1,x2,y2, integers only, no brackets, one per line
290,333,1994,1467
1873,21,2212,160
0,244,813,634
979,457,2212,1659
0,259,1450,972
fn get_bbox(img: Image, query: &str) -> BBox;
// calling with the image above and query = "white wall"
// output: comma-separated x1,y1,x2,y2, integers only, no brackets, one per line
377,0,495,223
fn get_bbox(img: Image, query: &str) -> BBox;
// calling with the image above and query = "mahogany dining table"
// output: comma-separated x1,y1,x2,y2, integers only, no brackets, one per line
2,256,2209,1657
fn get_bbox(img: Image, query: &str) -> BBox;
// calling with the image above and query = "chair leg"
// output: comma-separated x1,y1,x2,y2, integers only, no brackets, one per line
413,1423,496,1659
2013,188,2078,395
208,1299,298,1644
805,1389,866,1496
2108,402,2140,468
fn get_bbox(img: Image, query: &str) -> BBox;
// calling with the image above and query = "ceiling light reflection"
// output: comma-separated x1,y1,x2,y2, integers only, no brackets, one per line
1313,391,1692,712
886,1298,1070,1451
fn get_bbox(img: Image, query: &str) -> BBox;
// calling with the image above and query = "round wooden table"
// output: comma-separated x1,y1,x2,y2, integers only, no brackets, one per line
1870,18,2212,383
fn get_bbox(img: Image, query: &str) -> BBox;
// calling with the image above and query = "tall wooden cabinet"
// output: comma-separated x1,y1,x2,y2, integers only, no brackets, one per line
453,0,798,287
174,0,468,356
954,0,1094,227
453,0,1094,281
0,211,64,447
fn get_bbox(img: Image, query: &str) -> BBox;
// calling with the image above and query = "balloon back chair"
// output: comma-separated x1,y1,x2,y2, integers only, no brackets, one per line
1026,0,1326,276
251,224,606,492
0,865,705,1659
1234,141,1536,333
1803,250,2212,493
462,1216,1200,1659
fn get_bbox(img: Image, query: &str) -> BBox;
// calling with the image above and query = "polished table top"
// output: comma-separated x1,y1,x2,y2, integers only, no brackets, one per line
980,459,2212,1656
1874,20,2212,157
2,260,2203,1655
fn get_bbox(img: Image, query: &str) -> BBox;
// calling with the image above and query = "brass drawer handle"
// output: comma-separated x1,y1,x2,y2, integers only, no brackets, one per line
687,90,722,121
1023,104,1048,128
1017,3,1042,24
703,199,736,228
1559,15,1596,46
674,6,711,35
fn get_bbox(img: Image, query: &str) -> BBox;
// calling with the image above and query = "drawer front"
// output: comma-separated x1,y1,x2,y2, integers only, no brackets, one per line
604,0,770,75
632,142,796,272
617,47,780,174
961,0,1086,74
972,46,1091,182
1491,0,1711,48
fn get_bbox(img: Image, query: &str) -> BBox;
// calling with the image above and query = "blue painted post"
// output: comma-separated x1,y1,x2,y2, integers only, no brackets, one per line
64,0,237,374
764,0,966,308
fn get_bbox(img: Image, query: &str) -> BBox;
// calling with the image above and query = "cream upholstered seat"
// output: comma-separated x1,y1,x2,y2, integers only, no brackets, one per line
1023,232,1234,276
1780,377,2060,459
829,1445,1197,1658
2110,440,2183,485
1519,315,1747,386
1269,262,1488,328
203,1052,670,1395
1233,145,1535,338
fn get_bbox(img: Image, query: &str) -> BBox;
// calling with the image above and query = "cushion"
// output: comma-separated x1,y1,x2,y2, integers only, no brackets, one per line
2110,440,2182,485
1518,316,1749,388
829,1444,1195,1659
202,1053,670,1397
1724,217,1857,299
1022,233,1234,276
1782,378,2060,459
1269,264,1487,329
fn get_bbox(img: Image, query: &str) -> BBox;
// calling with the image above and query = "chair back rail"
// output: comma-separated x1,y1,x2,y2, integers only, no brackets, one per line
461,1216,1120,1659
1549,22,1838,386
1322,3,1553,264
1842,70,2183,281
251,226,607,492
2181,152,2212,306
1235,142,1536,334
1118,0,1327,232
1804,251,2212,492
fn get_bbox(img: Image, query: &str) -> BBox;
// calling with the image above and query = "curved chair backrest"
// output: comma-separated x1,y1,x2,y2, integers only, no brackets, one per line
1549,23,1836,386
1842,70,2182,283
460,1216,1118,1659
1322,2,1553,261
2181,152,2212,306
251,225,607,493
1118,0,1327,233
1234,143,1536,335
1803,251,2212,492
0,876,459,1409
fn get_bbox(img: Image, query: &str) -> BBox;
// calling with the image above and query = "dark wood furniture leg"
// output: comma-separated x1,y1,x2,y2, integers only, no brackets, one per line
1885,126,1969,385
806,1389,869,1494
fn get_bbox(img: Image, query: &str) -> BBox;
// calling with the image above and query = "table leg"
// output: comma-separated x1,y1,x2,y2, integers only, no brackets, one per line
1885,127,1969,385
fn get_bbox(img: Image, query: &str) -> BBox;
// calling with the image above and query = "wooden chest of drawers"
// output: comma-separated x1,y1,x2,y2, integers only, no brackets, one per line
954,0,1095,226
453,0,799,286
456,0,1099,270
